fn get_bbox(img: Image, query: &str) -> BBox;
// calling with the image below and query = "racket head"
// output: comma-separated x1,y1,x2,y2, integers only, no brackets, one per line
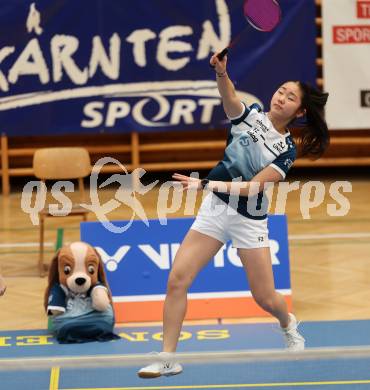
243,0,282,32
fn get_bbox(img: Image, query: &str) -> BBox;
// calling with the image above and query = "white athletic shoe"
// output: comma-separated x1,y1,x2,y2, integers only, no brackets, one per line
137,352,183,378
281,313,305,351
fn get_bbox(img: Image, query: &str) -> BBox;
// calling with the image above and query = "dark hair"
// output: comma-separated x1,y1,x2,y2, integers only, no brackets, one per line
296,82,330,158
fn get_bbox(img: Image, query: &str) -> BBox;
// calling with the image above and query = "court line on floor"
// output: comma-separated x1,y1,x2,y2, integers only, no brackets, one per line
2,239,370,255
1,217,370,232
58,379,370,390
0,242,54,248
289,217,370,224
3,346,370,371
1,232,370,249
49,366,60,390
288,232,370,240
0,226,80,232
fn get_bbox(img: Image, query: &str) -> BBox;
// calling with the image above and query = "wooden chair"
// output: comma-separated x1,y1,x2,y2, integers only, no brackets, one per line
33,147,91,277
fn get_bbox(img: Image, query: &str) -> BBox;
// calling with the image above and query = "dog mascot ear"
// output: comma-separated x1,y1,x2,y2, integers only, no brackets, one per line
44,250,61,313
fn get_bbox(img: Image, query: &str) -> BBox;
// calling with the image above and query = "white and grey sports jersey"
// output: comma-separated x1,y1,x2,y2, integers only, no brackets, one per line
206,102,296,219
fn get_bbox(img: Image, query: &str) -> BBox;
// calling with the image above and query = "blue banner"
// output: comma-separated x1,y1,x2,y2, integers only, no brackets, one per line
0,0,316,136
80,216,291,298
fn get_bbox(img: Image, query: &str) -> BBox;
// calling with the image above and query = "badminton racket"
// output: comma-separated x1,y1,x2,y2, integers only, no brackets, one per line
211,0,282,65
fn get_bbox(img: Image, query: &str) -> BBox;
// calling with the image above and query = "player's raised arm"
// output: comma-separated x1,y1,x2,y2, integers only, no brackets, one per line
210,53,244,119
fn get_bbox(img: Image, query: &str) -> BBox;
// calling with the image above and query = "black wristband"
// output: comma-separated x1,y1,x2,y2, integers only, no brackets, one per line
216,71,227,77
200,178,209,189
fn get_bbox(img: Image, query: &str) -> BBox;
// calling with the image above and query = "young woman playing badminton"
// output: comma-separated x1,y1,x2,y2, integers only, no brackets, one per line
138,52,329,378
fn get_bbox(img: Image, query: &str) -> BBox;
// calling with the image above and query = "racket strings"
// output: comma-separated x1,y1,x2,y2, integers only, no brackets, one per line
246,13,278,32
216,0,281,61
244,0,281,32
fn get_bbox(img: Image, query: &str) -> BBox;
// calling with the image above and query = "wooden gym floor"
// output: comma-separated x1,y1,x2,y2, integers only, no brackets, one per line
0,168,369,332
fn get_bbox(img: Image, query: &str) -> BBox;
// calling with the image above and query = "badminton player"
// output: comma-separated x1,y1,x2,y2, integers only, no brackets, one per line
138,52,329,378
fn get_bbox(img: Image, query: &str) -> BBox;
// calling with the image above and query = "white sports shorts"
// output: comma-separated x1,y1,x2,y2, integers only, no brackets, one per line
191,192,269,249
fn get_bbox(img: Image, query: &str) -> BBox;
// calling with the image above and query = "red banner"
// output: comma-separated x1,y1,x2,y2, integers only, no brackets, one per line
333,25,370,43
357,1,370,18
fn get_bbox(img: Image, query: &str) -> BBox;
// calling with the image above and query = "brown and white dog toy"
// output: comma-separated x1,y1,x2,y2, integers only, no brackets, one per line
44,241,119,343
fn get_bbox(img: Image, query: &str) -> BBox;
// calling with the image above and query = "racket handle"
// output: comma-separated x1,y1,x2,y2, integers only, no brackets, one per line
210,47,229,68
217,47,229,60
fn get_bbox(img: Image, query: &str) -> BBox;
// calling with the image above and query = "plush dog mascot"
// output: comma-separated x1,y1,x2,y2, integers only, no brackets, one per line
44,241,120,343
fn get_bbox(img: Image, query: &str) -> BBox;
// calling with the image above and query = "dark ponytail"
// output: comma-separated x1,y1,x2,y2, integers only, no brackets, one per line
297,82,330,158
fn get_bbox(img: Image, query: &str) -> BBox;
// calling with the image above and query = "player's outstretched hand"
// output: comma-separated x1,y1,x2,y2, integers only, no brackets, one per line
172,173,201,190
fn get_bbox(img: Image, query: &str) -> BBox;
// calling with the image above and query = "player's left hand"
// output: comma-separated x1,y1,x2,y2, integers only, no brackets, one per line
172,173,201,190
